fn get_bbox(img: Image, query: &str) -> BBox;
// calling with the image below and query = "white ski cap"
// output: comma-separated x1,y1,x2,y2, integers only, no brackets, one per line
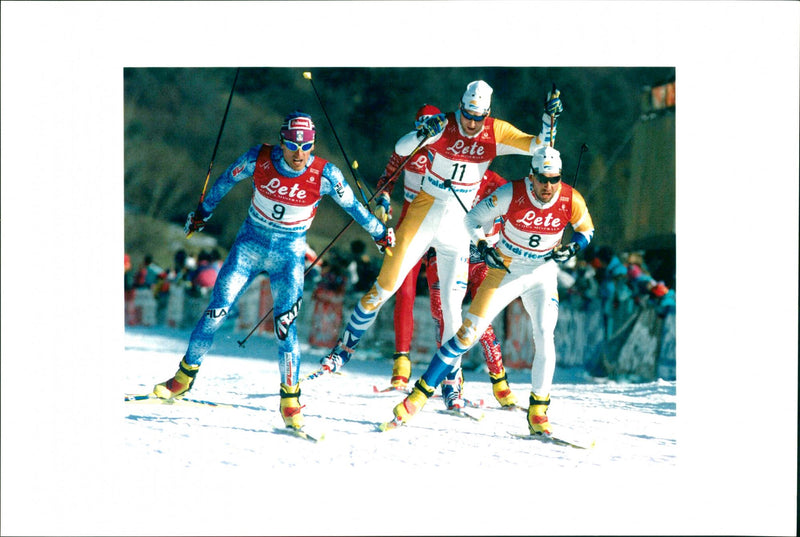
461,80,493,115
531,145,562,174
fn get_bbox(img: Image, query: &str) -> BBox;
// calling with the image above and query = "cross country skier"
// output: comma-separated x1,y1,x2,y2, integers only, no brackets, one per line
425,168,520,408
372,104,442,390
151,111,395,431
320,80,563,411
376,112,519,407
384,145,594,435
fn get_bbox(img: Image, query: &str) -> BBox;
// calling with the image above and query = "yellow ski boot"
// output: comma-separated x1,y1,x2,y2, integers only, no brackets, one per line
489,369,518,407
280,383,305,429
392,378,435,424
153,357,199,399
390,352,411,389
527,392,553,435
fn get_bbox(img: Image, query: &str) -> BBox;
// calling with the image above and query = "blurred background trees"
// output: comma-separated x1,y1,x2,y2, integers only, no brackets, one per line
124,66,675,285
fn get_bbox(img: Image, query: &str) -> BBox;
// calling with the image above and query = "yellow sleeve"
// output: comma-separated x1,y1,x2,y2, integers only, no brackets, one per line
570,188,594,233
492,118,545,156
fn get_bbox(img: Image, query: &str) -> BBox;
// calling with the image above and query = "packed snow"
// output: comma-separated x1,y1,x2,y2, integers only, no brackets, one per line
122,324,682,536
1,320,795,536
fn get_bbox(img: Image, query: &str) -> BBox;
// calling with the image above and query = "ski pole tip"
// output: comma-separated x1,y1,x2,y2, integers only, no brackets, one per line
303,71,312,79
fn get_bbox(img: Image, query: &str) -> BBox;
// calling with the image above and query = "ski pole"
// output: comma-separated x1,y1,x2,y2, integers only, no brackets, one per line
542,143,590,263
187,67,240,238
549,83,558,148
443,182,510,274
303,71,374,208
573,143,589,188
236,136,430,348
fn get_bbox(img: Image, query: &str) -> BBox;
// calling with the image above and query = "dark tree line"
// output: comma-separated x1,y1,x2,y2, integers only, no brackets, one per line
125,66,674,254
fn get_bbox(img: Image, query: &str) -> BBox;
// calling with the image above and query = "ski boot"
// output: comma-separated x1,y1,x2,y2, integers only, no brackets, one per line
489,369,518,407
527,392,552,435
441,369,465,410
390,352,411,389
279,383,305,429
153,357,199,399
392,378,435,425
320,338,352,374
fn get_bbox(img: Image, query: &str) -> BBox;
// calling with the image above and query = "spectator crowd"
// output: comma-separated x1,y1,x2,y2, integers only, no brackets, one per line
125,241,676,379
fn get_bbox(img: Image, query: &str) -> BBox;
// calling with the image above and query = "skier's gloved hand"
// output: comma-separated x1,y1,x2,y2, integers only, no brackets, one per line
375,226,396,254
477,240,509,272
549,242,580,263
544,88,563,118
184,205,212,236
374,192,392,224
416,113,446,140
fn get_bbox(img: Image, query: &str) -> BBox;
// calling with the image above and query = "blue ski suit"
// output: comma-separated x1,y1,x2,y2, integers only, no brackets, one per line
184,144,387,385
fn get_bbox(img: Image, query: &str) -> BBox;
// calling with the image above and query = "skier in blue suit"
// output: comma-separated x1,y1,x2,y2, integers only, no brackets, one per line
152,111,395,430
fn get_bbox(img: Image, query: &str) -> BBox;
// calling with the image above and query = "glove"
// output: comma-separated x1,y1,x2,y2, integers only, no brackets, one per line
544,87,563,118
416,113,446,139
550,242,579,263
476,240,508,272
374,192,392,224
184,205,212,235
375,226,396,254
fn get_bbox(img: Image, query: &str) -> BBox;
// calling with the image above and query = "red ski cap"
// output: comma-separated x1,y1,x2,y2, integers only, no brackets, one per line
281,111,315,143
415,104,441,122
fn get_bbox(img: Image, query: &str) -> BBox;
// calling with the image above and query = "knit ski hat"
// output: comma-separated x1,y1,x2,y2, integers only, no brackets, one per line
280,111,315,143
531,145,562,174
461,80,493,116
415,104,442,122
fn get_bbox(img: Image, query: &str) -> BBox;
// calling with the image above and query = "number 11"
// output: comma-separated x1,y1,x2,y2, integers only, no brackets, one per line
450,163,466,182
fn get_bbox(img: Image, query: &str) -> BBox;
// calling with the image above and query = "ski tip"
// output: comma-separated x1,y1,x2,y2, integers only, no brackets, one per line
303,369,326,381
498,403,526,412
373,385,411,394
507,430,595,450
378,417,403,432
274,426,325,443
124,393,156,402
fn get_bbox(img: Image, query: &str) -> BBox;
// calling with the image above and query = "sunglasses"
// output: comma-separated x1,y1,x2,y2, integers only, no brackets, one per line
282,138,314,151
534,173,562,184
460,108,488,122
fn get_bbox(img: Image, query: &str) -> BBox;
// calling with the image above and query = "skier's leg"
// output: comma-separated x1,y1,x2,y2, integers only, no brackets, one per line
520,261,560,434
154,224,261,398
420,265,517,395
321,193,440,371
390,257,423,387
425,249,444,345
